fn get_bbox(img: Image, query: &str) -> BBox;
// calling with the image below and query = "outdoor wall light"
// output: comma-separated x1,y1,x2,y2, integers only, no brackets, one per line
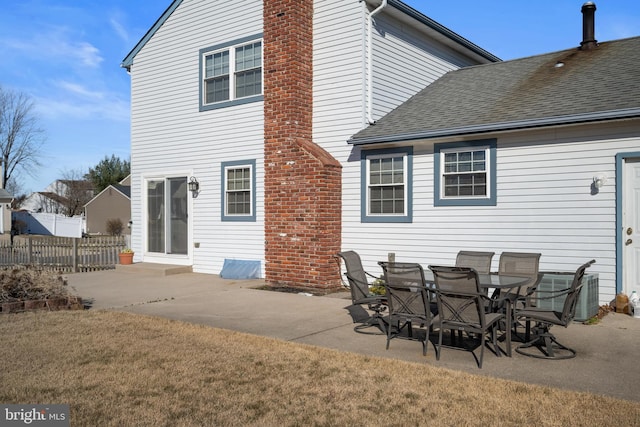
188,176,200,195
593,174,607,189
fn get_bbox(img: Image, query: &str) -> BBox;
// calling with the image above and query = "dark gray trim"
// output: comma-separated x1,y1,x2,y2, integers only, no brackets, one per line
121,0,183,70
349,108,640,146
199,34,263,112
361,146,413,223
200,96,264,112
221,159,257,222
434,139,497,207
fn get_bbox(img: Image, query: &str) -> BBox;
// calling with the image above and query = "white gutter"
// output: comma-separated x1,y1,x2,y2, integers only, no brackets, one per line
366,0,387,124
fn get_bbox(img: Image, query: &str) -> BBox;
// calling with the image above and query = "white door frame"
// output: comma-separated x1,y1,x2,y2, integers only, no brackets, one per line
616,151,640,294
140,172,194,266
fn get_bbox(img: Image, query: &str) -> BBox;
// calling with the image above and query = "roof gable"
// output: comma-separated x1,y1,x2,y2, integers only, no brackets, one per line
386,0,499,63
121,0,499,71
121,0,183,70
84,184,131,208
350,36,640,144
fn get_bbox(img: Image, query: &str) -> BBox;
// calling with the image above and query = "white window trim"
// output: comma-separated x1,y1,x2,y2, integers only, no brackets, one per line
221,160,256,222
366,153,408,217
201,39,263,107
360,146,413,223
434,139,497,207
439,145,491,201
198,33,264,112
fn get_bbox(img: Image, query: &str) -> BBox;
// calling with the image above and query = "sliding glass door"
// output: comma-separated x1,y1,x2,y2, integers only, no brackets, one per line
147,177,188,255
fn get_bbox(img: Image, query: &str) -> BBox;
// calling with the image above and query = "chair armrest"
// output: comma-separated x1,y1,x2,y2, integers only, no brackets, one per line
516,283,584,307
365,270,383,282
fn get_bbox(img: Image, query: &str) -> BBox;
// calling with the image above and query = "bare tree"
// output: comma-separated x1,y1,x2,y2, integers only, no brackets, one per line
0,86,45,188
59,169,94,217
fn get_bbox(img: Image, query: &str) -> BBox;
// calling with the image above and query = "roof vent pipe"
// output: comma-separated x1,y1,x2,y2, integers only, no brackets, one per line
580,2,597,50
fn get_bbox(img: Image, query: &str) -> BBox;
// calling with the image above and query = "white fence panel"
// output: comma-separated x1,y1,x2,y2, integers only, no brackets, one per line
13,212,85,238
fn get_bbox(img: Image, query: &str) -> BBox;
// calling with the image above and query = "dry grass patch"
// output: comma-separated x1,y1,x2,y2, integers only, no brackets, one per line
1,310,638,426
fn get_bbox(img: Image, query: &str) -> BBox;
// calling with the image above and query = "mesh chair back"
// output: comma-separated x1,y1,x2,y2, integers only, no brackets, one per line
379,262,430,322
455,251,495,274
337,251,372,303
561,260,596,324
429,266,485,329
499,252,541,295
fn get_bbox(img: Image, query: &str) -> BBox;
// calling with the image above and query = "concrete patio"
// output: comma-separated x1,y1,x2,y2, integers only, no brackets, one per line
65,264,640,403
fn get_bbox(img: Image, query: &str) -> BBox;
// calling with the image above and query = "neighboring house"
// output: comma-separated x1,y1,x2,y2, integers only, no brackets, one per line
121,0,499,289
21,180,94,216
84,175,131,235
349,4,640,304
0,188,13,234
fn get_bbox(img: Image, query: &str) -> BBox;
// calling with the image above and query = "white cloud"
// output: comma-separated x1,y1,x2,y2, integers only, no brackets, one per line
2,26,103,69
73,41,103,68
55,81,105,100
35,95,129,123
110,17,129,43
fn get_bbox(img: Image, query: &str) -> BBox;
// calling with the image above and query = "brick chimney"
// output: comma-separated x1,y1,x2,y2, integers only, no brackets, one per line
263,0,342,291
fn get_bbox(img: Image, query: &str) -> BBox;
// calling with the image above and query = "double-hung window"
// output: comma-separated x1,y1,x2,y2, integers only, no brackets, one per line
221,160,256,222
434,139,496,206
361,147,413,223
200,35,263,111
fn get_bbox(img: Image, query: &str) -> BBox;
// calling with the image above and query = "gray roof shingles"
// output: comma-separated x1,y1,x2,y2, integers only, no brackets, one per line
350,36,640,144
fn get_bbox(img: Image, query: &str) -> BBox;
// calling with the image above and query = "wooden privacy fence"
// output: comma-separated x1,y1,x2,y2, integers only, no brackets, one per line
0,235,128,273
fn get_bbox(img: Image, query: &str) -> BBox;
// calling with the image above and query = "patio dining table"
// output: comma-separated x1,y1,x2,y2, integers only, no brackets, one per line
422,270,531,357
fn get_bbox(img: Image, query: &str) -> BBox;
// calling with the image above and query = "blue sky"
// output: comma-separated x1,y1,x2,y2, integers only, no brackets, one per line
1,0,638,194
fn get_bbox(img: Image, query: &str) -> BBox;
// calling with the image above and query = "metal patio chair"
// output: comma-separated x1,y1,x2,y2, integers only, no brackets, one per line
429,265,504,368
494,252,542,338
515,260,596,359
455,251,495,274
498,252,542,300
378,262,434,356
337,251,387,334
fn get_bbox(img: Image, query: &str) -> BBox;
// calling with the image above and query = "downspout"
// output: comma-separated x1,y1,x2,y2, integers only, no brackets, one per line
366,0,387,124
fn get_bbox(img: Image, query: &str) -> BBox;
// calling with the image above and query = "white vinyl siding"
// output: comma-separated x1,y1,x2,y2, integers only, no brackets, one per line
342,121,640,306
369,12,480,120
312,0,476,233
129,0,264,274
128,0,500,281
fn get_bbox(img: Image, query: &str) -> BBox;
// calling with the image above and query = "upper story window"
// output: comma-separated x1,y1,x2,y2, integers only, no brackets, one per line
434,139,497,207
200,35,263,111
361,147,413,223
221,159,256,222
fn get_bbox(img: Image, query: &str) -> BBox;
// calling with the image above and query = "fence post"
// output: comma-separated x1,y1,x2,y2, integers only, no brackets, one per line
28,235,33,264
73,238,79,273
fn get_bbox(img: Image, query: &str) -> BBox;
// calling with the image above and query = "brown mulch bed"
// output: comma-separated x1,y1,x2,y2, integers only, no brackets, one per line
0,267,83,313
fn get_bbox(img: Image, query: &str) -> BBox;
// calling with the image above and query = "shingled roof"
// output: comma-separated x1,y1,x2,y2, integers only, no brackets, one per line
349,36,640,145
